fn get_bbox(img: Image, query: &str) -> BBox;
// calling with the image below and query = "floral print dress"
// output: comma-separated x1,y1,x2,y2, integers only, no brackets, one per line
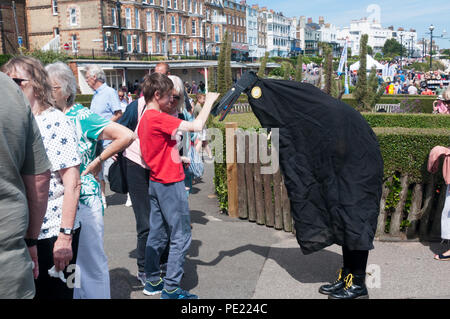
65,104,110,209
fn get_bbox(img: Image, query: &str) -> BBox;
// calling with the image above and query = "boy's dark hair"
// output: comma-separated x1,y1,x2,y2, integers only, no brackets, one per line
142,72,174,104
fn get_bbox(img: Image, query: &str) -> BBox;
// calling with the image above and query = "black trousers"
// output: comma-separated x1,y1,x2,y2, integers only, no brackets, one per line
125,157,151,273
34,227,80,299
125,157,168,272
342,246,369,275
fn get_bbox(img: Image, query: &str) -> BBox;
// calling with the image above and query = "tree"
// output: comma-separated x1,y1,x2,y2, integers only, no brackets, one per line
382,38,407,57
295,54,303,82
354,34,368,110
257,51,269,78
208,66,216,92
224,32,232,90
322,44,333,95
217,32,228,94
282,61,292,80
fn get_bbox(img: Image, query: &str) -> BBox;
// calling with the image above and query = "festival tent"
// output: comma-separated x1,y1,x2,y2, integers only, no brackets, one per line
349,55,384,72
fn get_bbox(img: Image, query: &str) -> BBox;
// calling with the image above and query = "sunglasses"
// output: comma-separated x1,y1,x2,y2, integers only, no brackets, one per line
12,78,29,86
172,95,181,100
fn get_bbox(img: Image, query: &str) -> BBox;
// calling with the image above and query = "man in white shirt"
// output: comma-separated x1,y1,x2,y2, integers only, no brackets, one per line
408,84,418,95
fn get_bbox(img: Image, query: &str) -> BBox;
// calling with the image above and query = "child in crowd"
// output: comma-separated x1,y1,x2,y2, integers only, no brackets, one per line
137,73,219,299
194,93,213,159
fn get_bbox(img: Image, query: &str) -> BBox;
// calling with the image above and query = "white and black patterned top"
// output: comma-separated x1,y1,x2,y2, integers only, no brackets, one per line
34,107,81,240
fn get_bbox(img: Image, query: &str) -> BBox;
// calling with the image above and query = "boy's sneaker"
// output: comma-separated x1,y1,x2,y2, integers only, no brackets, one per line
161,288,198,299
137,271,146,286
143,278,164,296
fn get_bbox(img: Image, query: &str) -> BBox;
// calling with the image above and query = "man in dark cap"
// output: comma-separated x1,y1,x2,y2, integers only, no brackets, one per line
214,72,384,299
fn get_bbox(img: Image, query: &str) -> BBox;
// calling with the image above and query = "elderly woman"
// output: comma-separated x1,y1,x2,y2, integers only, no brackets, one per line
45,62,135,299
168,75,197,197
2,56,81,299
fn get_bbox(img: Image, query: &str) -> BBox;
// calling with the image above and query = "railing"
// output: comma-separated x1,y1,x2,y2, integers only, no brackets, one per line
224,122,445,241
42,35,60,53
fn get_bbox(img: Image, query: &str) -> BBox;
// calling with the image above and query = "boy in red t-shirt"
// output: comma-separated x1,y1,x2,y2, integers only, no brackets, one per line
137,73,219,299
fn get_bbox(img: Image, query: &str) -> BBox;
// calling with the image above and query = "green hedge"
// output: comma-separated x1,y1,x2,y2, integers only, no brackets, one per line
342,96,435,113
364,113,450,128
374,127,449,183
211,115,450,212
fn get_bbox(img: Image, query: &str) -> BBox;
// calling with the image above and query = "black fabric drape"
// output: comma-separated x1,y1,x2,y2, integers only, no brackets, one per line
246,78,384,255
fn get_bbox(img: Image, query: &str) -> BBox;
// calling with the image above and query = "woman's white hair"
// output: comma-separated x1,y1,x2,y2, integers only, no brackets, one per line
168,75,185,113
45,61,78,107
85,64,106,83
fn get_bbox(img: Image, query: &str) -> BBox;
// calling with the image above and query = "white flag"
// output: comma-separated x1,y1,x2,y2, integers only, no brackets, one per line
337,40,348,75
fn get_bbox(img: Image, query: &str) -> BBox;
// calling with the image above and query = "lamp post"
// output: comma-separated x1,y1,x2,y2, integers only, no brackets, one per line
429,24,434,70
116,0,124,60
202,19,207,59
399,34,403,69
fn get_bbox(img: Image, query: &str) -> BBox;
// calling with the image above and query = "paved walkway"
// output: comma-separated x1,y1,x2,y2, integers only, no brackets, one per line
103,162,450,299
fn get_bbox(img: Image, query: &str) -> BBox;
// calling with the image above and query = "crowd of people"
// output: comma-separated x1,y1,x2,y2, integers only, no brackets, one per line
0,57,217,299
1,55,449,300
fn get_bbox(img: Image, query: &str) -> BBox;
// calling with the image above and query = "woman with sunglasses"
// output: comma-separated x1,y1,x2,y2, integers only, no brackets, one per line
45,61,135,298
2,56,81,299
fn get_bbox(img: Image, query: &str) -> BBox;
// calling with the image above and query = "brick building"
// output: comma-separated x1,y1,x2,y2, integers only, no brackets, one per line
0,0,27,54
26,0,213,57
223,0,247,60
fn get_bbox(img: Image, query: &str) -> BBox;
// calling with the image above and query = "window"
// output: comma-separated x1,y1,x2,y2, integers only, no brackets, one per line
127,35,132,52
192,20,196,35
172,39,177,53
146,12,152,31
188,0,192,13
114,34,118,51
155,12,159,30
70,8,77,26
135,8,140,28
194,1,197,14
112,8,117,26
179,17,182,33
71,34,77,53
137,36,141,52
214,26,219,42
147,36,153,53
171,16,175,33
167,0,171,8
207,26,211,39
179,39,183,53
193,40,197,54
126,8,131,28
156,36,160,52
52,0,58,15
160,15,165,31
173,0,177,9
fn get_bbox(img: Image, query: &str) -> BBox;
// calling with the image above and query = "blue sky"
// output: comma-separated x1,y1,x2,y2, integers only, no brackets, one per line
250,0,450,49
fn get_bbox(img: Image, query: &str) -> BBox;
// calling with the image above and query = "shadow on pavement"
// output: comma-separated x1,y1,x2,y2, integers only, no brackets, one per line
182,243,342,291
421,240,450,255
109,268,143,299
107,193,127,206
190,210,210,226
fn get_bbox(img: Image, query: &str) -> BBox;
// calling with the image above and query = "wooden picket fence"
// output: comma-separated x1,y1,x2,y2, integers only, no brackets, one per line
224,122,445,241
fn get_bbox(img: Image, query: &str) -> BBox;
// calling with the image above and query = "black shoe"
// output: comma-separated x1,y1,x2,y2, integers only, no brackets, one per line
318,268,349,295
328,273,369,299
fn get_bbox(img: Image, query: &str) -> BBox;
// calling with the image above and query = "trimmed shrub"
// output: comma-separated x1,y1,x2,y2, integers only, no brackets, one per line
374,127,449,183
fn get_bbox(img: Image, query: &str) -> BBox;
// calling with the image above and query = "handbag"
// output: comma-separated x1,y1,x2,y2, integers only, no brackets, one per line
187,144,204,178
108,152,128,194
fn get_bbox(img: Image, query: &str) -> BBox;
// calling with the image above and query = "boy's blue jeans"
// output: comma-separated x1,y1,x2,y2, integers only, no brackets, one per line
145,180,192,291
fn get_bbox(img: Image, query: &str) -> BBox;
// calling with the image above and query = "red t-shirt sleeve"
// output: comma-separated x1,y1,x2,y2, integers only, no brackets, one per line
155,112,183,137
